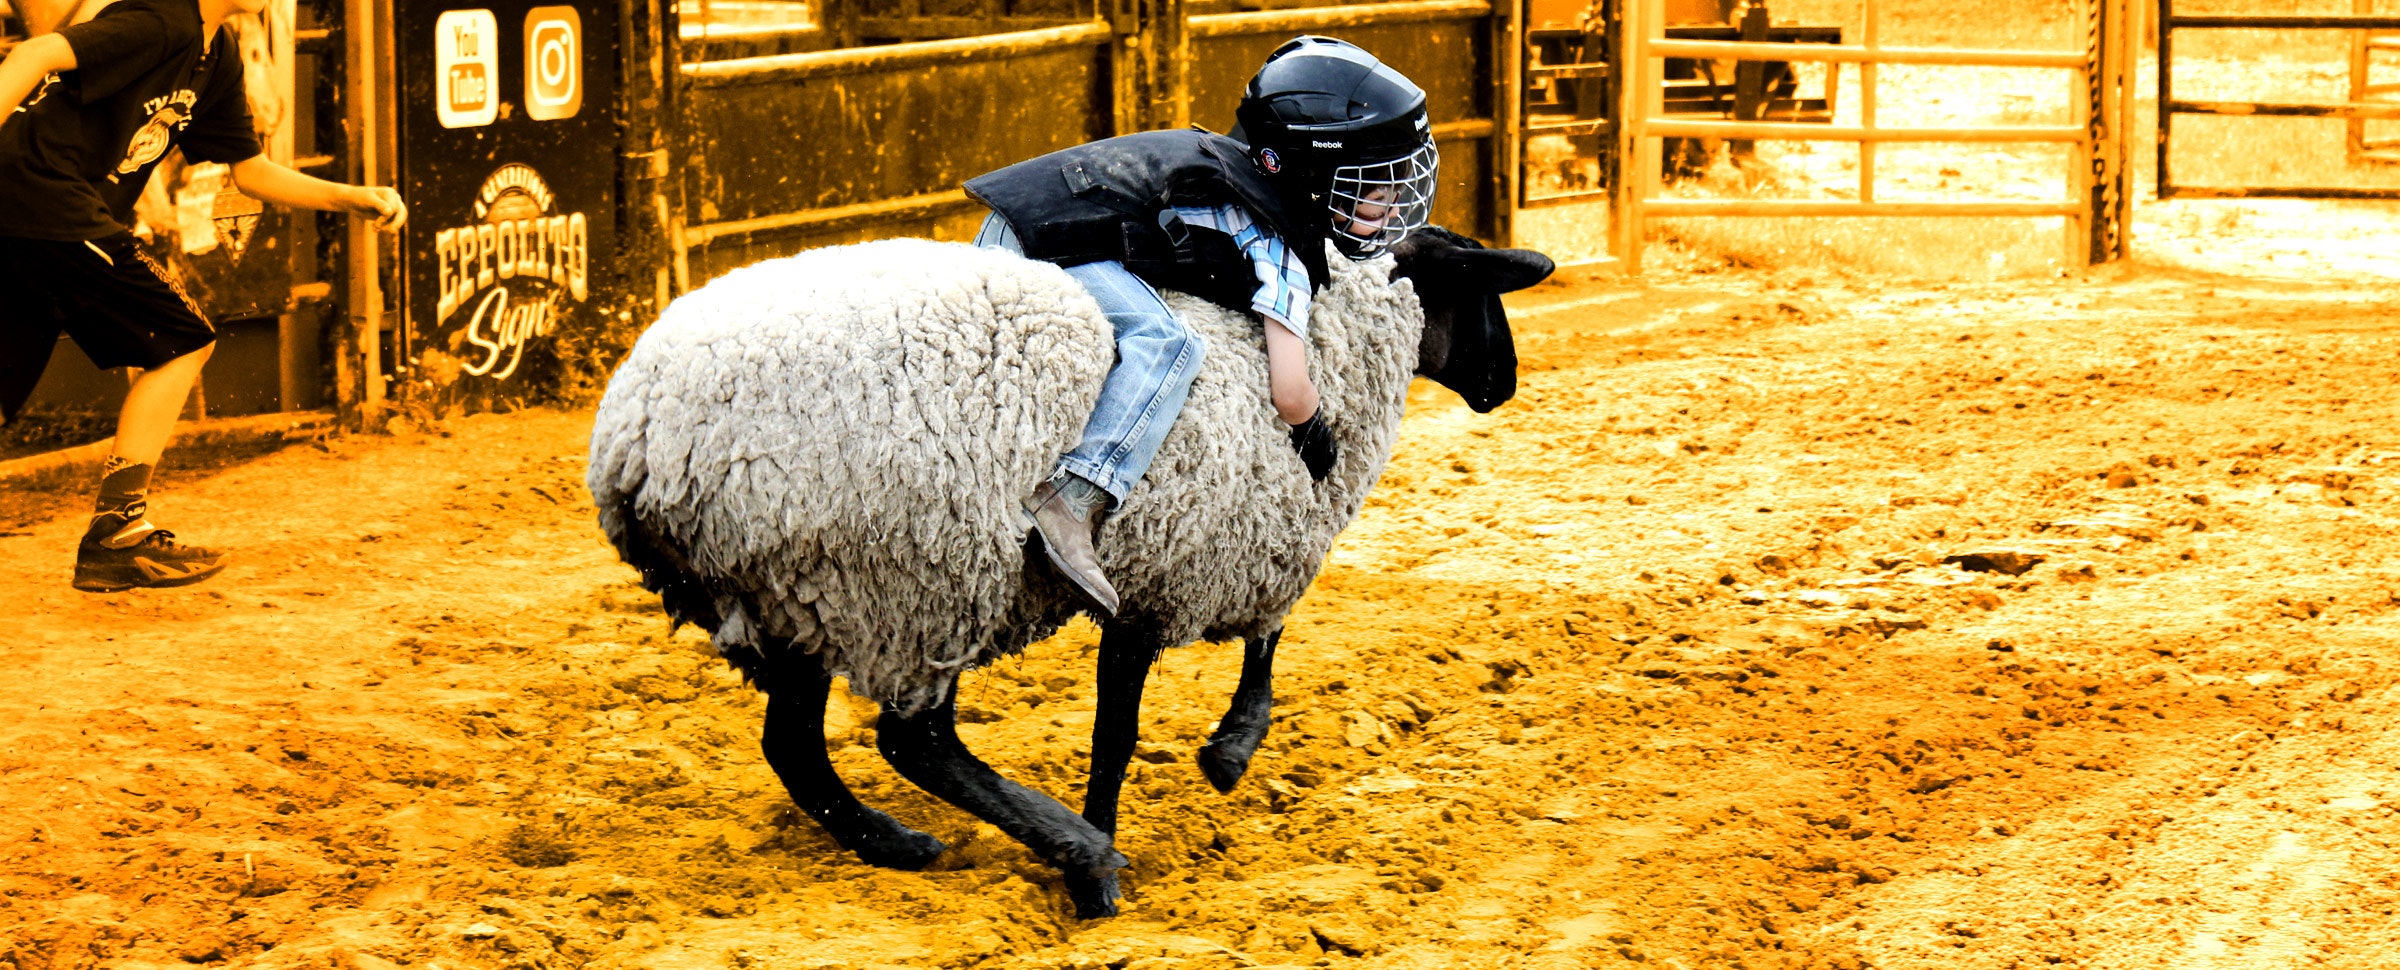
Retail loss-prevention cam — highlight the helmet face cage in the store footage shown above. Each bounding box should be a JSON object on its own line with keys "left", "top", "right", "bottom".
{"left": 1326, "top": 139, "right": 1439, "bottom": 258}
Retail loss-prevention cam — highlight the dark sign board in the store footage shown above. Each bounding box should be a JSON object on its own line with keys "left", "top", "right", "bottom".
{"left": 393, "top": 0, "right": 618, "bottom": 390}
{"left": 151, "top": 195, "right": 294, "bottom": 322}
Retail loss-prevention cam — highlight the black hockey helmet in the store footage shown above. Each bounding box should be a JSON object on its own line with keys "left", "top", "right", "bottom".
{"left": 1230, "top": 36, "right": 1438, "bottom": 259}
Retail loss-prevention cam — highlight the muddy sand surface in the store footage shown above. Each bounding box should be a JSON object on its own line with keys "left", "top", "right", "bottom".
{"left": 3, "top": 263, "right": 2397, "bottom": 970}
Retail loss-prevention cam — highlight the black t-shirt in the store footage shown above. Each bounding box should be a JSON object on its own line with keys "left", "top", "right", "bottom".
{"left": 0, "top": 0, "right": 262, "bottom": 240}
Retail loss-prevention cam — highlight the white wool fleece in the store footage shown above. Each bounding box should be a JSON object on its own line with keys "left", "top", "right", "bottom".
{"left": 589, "top": 238, "right": 1423, "bottom": 714}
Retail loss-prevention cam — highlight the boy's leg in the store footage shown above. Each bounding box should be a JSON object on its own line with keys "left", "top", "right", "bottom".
{"left": 1052, "top": 261, "right": 1205, "bottom": 502}
{"left": 972, "top": 213, "right": 1205, "bottom": 614}
{"left": 111, "top": 344, "right": 213, "bottom": 466}
{"left": 1026, "top": 260, "right": 1205, "bottom": 615}
{"left": 42, "top": 234, "right": 229, "bottom": 592}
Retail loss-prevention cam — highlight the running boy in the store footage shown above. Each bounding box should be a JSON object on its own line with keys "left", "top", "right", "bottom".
{"left": 0, "top": 0, "right": 406, "bottom": 592}
{"left": 964, "top": 36, "right": 1438, "bottom": 615}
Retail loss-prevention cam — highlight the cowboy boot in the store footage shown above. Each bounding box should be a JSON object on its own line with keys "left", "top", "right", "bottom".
{"left": 1027, "top": 477, "right": 1120, "bottom": 616}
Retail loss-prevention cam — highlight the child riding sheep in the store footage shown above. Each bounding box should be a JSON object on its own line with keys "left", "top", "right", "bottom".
{"left": 965, "top": 36, "right": 1439, "bottom": 617}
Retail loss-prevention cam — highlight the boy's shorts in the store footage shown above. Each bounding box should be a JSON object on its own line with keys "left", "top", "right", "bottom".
{"left": 0, "top": 232, "right": 218, "bottom": 425}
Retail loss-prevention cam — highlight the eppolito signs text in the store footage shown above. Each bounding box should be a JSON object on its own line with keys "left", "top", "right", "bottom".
{"left": 432, "top": 164, "right": 591, "bottom": 380}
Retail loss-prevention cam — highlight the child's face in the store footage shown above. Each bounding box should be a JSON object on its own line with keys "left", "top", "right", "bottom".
{"left": 1339, "top": 186, "right": 1393, "bottom": 239}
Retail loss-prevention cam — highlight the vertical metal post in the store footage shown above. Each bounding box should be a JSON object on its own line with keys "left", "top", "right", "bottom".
{"left": 343, "top": 0, "right": 383, "bottom": 421}
{"left": 1599, "top": 0, "right": 1622, "bottom": 226}
{"left": 2353, "top": 0, "right": 2372, "bottom": 156}
{"left": 1859, "top": 0, "right": 1877, "bottom": 204}
{"left": 651, "top": 0, "right": 680, "bottom": 303}
{"left": 1731, "top": 4, "right": 1767, "bottom": 158}
{"left": 1109, "top": 0, "right": 1143, "bottom": 135}
{"left": 1104, "top": 0, "right": 1184, "bottom": 134}
{"left": 1494, "top": 0, "right": 1524, "bottom": 246}
{"left": 621, "top": 0, "right": 677, "bottom": 311}
{"left": 2093, "top": 0, "right": 2129, "bottom": 262}
{"left": 2156, "top": 0, "right": 2173, "bottom": 198}
{"left": 1159, "top": 0, "right": 1189, "bottom": 130}
{"left": 270, "top": 0, "right": 305, "bottom": 411}
{"left": 1610, "top": 0, "right": 1652, "bottom": 272}
{"left": 664, "top": 0, "right": 692, "bottom": 296}
{"left": 2070, "top": 0, "right": 2098, "bottom": 266}
{"left": 1638, "top": 0, "right": 1660, "bottom": 215}
{"left": 2118, "top": 0, "right": 2138, "bottom": 250}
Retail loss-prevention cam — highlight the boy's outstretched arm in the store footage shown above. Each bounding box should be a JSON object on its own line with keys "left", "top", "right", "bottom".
{"left": 230, "top": 155, "right": 407, "bottom": 230}
{"left": 1263, "top": 318, "right": 1320, "bottom": 425}
{"left": 0, "top": 34, "right": 77, "bottom": 125}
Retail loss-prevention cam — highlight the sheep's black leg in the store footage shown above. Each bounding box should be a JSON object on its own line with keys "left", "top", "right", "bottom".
{"left": 877, "top": 685, "right": 1129, "bottom": 919}
{"left": 1197, "top": 627, "right": 1280, "bottom": 793}
{"left": 1083, "top": 619, "right": 1164, "bottom": 837}
{"left": 758, "top": 655, "right": 947, "bottom": 870}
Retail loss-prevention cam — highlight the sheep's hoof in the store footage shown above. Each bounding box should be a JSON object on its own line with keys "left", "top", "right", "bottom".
{"left": 1066, "top": 870, "right": 1122, "bottom": 920}
{"left": 1196, "top": 736, "right": 1259, "bottom": 794}
{"left": 846, "top": 825, "right": 948, "bottom": 871}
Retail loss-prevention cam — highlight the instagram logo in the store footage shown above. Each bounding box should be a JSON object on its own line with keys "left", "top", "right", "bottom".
{"left": 523, "top": 7, "right": 582, "bottom": 120}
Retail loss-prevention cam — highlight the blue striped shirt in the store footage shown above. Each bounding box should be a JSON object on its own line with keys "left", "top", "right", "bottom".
{"left": 1172, "top": 205, "right": 1314, "bottom": 337}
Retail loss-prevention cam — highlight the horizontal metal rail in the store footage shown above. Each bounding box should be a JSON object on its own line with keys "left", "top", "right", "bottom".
{"left": 1522, "top": 188, "right": 1613, "bottom": 208}
{"left": 1531, "top": 63, "right": 1610, "bottom": 79}
{"left": 852, "top": 15, "right": 1085, "bottom": 40}
{"left": 2171, "top": 14, "right": 2400, "bottom": 29}
{"left": 2161, "top": 185, "right": 2400, "bottom": 200}
{"left": 682, "top": 21, "right": 820, "bottom": 44}
{"left": 2170, "top": 99, "right": 2400, "bottom": 120}
{"left": 1646, "top": 118, "right": 2084, "bottom": 142}
{"left": 680, "top": 120, "right": 1495, "bottom": 248}
{"left": 1662, "top": 24, "right": 1843, "bottom": 41}
{"left": 1430, "top": 118, "right": 1497, "bottom": 141}
{"left": 1527, "top": 118, "right": 1614, "bottom": 136}
{"left": 1190, "top": 0, "right": 1490, "bottom": 37}
{"left": 682, "top": 21, "right": 1111, "bottom": 86}
{"left": 684, "top": 189, "right": 980, "bottom": 248}
{"left": 1648, "top": 38, "right": 2084, "bottom": 68}
{"left": 1646, "top": 199, "right": 2081, "bottom": 217}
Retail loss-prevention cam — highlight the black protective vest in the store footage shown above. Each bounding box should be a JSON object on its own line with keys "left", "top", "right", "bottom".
{"left": 963, "top": 129, "right": 1330, "bottom": 314}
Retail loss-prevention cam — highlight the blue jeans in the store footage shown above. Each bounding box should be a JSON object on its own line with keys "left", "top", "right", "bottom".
{"left": 976, "top": 212, "right": 1205, "bottom": 504}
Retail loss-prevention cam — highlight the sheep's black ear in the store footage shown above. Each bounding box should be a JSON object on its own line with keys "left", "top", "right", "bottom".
{"left": 1447, "top": 247, "right": 1555, "bottom": 293}
{"left": 1395, "top": 227, "right": 1555, "bottom": 294}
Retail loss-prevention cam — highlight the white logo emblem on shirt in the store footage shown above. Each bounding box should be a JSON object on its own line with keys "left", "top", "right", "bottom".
{"left": 18, "top": 74, "right": 60, "bottom": 112}
{"left": 115, "top": 91, "right": 199, "bottom": 177}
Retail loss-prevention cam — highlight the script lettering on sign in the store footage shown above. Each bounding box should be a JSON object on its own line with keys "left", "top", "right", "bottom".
{"left": 433, "top": 163, "right": 591, "bottom": 380}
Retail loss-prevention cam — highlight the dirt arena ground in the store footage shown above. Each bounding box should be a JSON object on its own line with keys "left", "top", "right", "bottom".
{"left": 4, "top": 248, "right": 2398, "bottom": 970}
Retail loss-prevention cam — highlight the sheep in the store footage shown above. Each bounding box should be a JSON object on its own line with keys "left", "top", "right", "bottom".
{"left": 586, "top": 225, "right": 1553, "bottom": 917}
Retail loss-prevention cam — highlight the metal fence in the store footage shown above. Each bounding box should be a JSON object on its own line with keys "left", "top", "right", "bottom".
{"left": 2161, "top": 0, "right": 2400, "bottom": 198}
{"left": 670, "top": 0, "right": 1510, "bottom": 288}
{"left": 674, "top": 22, "right": 1116, "bottom": 284}
{"left": 1607, "top": 0, "right": 2137, "bottom": 273}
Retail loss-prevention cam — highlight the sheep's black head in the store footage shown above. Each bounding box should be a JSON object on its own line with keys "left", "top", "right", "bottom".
{"left": 1391, "top": 226, "right": 1554, "bottom": 412}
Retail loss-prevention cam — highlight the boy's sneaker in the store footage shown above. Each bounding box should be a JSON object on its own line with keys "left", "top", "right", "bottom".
{"left": 72, "top": 506, "right": 227, "bottom": 592}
